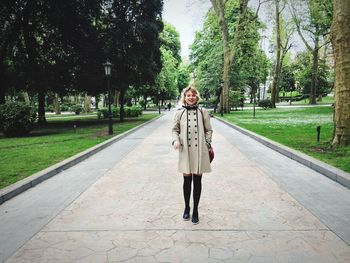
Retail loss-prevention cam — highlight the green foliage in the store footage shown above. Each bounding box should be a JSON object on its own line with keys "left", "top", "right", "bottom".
{"left": 70, "top": 105, "right": 83, "bottom": 115}
{"left": 279, "top": 64, "right": 296, "bottom": 92}
{"left": 293, "top": 51, "right": 333, "bottom": 95}
{"left": 160, "top": 22, "right": 182, "bottom": 67}
{"left": 125, "top": 105, "right": 143, "bottom": 117}
{"left": 156, "top": 47, "right": 179, "bottom": 100}
{"left": 0, "top": 102, "right": 37, "bottom": 137}
{"left": 229, "top": 90, "right": 244, "bottom": 110}
{"left": 97, "top": 105, "right": 142, "bottom": 119}
{"left": 190, "top": 9, "right": 223, "bottom": 96}
{"left": 220, "top": 106, "right": 350, "bottom": 173}
{"left": 0, "top": 114, "right": 158, "bottom": 189}
{"left": 177, "top": 63, "right": 191, "bottom": 93}
{"left": 258, "top": 99, "right": 273, "bottom": 110}
{"left": 189, "top": 1, "right": 270, "bottom": 103}
{"left": 106, "top": 0, "right": 163, "bottom": 92}
{"left": 0, "top": 0, "right": 105, "bottom": 98}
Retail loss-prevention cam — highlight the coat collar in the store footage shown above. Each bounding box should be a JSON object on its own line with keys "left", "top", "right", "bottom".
{"left": 182, "top": 105, "right": 198, "bottom": 110}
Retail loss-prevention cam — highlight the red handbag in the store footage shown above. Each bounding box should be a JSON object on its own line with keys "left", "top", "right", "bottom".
{"left": 209, "top": 146, "right": 214, "bottom": 163}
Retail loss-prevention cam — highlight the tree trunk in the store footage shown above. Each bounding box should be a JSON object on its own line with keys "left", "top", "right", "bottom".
{"left": 37, "top": 91, "right": 46, "bottom": 124}
{"left": 119, "top": 90, "right": 125, "bottom": 122}
{"left": 114, "top": 90, "right": 120, "bottom": 106}
{"left": 53, "top": 93, "right": 61, "bottom": 114}
{"left": 95, "top": 95, "right": 100, "bottom": 109}
{"left": 310, "top": 36, "right": 319, "bottom": 105}
{"left": 84, "top": 94, "right": 91, "bottom": 113}
{"left": 331, "top": 0, "right": 350, "bottom": 146}
{"left": 0, "top": 87, "right": 6, "bottom": 104}
{"left": 143, "top": 95, "right": 147, "bottom": 110}
{"left": 0, "top": 65, "right": 6, "bottom": 104}
{"left": 271, "top": 0, "right": 281, "bottom": 108}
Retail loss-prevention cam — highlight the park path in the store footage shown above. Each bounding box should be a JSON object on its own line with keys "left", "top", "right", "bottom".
{"left": 1, "top": 111, "right": 350, "bottom": 262}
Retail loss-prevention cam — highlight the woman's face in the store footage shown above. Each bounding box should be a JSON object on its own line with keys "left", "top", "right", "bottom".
{"left": 185, "top": 91, "right": 197, "bottom": 106}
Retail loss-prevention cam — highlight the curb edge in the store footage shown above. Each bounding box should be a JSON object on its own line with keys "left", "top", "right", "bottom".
{"left": 0, "top": 114, "right": 163, "bottom": 205}
{"left": 215, "top": 116, "right": 350, "bottom": 189}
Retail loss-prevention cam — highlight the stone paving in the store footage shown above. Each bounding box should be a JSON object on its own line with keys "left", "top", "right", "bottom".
{"left": 4, "top": 112, "right": 350, "bottom": 262}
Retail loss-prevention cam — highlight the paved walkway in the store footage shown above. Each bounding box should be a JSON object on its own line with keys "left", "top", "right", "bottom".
{"left": 1, "top": 111, "right": 350, "bottom": 262}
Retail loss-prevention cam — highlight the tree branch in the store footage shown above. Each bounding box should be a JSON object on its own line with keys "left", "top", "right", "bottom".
{"left": 289, "top": 1, "right": 313, "bottom": 51}
{"left": 254, "top": 0, "right": 273, "bottom": 19}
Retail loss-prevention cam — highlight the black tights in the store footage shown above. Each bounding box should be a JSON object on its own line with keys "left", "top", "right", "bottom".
{"left": 183, "top": 174, "right": 202, "bottom": 217}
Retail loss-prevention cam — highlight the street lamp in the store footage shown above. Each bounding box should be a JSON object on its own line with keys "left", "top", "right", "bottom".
{"left": 158, "top": 89, "right": 161, "bottom": 114}
{"left": 104, "top": 60, "right": 113, "bottom": 135}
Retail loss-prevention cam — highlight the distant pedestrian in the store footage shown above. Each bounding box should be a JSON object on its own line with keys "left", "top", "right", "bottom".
{"left": 167, "top": 102, "right": 171, "bottom": 111}
{"left": 171, "top": 85, "right": 213, "bottom": 225}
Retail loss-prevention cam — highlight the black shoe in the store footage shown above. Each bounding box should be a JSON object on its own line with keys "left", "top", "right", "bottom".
{"left": 192, "top": 215, "right": 199, "bottom": 225}
{"left": 183, "top": 209, "right": 190, "bottom": 221}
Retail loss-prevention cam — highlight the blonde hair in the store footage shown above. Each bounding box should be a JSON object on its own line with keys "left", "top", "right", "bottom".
{"left": 180, "top": 85, "right": 201, "bottom": 105}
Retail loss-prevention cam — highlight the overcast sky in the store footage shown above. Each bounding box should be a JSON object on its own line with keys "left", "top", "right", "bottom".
{"left": 163, "top": 0, "right": 211, "bottom": 60}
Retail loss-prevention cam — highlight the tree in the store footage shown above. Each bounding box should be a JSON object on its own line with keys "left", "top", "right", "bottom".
{"left": 0, "top": 0, "right": 104, "bottom": 123}
{"left": 177, "top": 63, "right": 191, "bottom": 94}
{"left": 156, "top": 47, "right": 178, "bottom": 102}
{"left": 160, "top": 22, "right": 181, "bottom": 67}
{"left": 104, "top": 0, "right": 163, "bottom": 121}
{"left": 270, "top": 1, "right": 294, "bottom": 107}
{"left": 156, "top": 21, "right": 183, "bottom": 103}
{"left": 210, "top": 0, "right": 249, "bottom": 113}
{"left": 270, "top": 0, "right": 282, "bottom": 108}
{"left": 331, "top": 0, "right": 350, "bottom": 146}
{"left": 190, "top": 9, "right": 223, "bottom": 98}
{"left": 190, "top": 1, "right": 269, "bottom": 110}
{"left": 289, "top": 0, "right": 333, "bottom": 104}
{"left": 0, "top": 1, "right": 17, "bottom": 104}
{"left": 293, "top": 51, "right": 332, "bottom": 97}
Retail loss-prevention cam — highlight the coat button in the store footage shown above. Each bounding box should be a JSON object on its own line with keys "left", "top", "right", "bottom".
{"left": 195, "top": 138, "right": 197, "bottom": 140}
{"left": 188, "top": 125, "right": 191, "bottom": 128}
{"left": 189, "top": 145, "right": 191, "bottom": 147}
{"left": 195, "top": 144, "right": 197, "bottom": 147}
{"left": 194, "top": 119, "right": 196, "bottom": 121}
{"left": 195, "top": 125, "right": 197, "bottom": 127}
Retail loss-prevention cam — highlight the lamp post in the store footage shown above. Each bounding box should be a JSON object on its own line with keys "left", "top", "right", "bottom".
{"left": 104, "top": 60, "right": 113, "bottom": 135}
{"left": 253, "top": 89, "right": 256, "bottom": 118}
{"left": 158, "top": 89, "right": 161, "bottom": 114}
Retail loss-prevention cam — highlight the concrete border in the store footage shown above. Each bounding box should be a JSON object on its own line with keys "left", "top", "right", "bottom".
{"left": 215, "top": 117, "right": 350, "bottom": 189}
{"left": 0, "top": 114, "right": 163, "bottom": 205}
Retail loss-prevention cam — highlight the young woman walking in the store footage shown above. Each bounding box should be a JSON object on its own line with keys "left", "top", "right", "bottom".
{"left": 172, "top": 85, "right": 213, "bottom": 224}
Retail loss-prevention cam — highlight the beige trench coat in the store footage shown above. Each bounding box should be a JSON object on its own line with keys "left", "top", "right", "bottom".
{"left": 172, "top": 106, "right": 213, "bottom": 174}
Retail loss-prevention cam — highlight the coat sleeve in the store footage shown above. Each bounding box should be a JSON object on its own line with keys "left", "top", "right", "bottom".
{"left": 202, "top": 108, "right": 213, "bottom": 145}
{"left": 172, "top": 110, "right": 181, "bottom": 143}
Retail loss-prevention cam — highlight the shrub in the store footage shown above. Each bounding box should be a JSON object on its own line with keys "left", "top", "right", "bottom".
{"left": 61, "top": 103, "right": 73, "bottom": 112}
{"left": 229, "top": 91, "right": 244, "bottom": 110}
{"left": 70, "top": 105, "right": 83, "bottom": 115}
{"left": 258, "top": 99, "right": 273, "bottom": 110}
{"left": 46, "top": 105, "right": 54, "bottom": 113}
{"left": 97, "top": 107, "right": 120, "bottom": 119}
{"left": 97, "top": 105, "right": 142, "bottom": 119}
{"left": 0, "top": 101, "right": 37, "bottom": 137}
{"left": 128, "top": 105, "right": 142, "bottom": 117}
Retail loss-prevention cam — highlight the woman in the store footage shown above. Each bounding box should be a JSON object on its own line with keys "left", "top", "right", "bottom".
{"left": 172, "top": 85, "right": 213, "bottom": 225}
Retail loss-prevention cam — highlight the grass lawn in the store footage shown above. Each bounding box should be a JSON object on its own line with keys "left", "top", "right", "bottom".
{"left": 0, "top": 113, "right": 158, "bottom": 189}
{"left": 218, "top": 106, "right": 350, "bottom": 173}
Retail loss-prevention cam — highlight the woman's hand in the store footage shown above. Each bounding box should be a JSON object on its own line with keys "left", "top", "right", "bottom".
{"left": 173, "top": 141, "right": 180, "bottom": 150}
